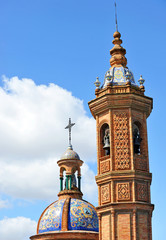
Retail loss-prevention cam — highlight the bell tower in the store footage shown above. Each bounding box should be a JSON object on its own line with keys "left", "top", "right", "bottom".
{"left": 89, "top": 31, "right": 154, "bottom": 240}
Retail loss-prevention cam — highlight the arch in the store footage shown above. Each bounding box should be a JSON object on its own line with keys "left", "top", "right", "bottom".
{"left": 60, "top": 167, "right": 66, "bottom": 177}
{"left": 98, "top": 118, "right": 109, "bottom": 130}
{"left": 100, "top": 123, "right": 110, "bottom": 157}
{"left": 133, "top": 121, "right": 142, "bottom": 155}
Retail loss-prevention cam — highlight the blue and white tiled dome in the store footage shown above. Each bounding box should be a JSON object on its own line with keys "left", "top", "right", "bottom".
{"left": 38, "top": 198, "right": 99, "bottom": 233}
{"left": 103, "top": 66, "right": 136, "bottom": 88}
{"left": 68, "top": 199, "right": 98, "bottom": 231}
{"left": 38, "top": 199, "right": 65, "bottom": 233}
{"left": 60, "top": 146, "right": 80, "bottom": 160}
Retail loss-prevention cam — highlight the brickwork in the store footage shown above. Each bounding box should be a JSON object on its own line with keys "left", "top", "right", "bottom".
{"left": 101, "top": 213, "right": 111, "bottom": 240}
{"left": 117, "top": 213, "right": 131, "bottom": 240}
{"left": 135, "top": 155, "right": 148, "bottom": 171}
{"left": 137, "top": 182, "right": 148, "bottom": 202}
{"left": 89, "top": 66, "right": 154, "bottom": 239}
{"left": 117, "top": 182, "right": 130, "bottom": 201}
{"left": 113, "top": 110, "right": 130, "bottom": 171}
{"left": 61, "top": 198, "right": 70, "bottom": 231}
{"left": 101, "top": 183, "right": 110, "bottom": 204}
{"left": 138, "top": 212, "right": 148, "bottom": 240}
{"left": 100, "top": 159, "right": 110, "bottom": 174}
{"left": 30, "top": 231, "right": 99, "bottom": 240}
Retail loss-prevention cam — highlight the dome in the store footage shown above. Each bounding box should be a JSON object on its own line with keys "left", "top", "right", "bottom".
{"left": 103, "top": 66, "right": 136, "bottom": 88}
{"left": 38, "top": 198, "right": 99, "bottom": 234}
{"left": 60, "top": 146, "right": 80, "bottom": 160}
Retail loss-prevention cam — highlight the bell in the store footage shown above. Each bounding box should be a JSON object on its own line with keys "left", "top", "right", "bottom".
{"left": 103, "top": 138, "right": 110, "bottom": 156}
{"left": 71, "top": 173, "right": 77, "bottom": 188}
{"left": 103, "top": 138, "right": 110, "bottom": 149}
{"left": 133, "top": 129, "right": 142, "bottom": 154}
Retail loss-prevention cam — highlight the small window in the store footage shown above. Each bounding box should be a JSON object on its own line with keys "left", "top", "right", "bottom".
{"left": 133, "top": 123, "right": 142, "bottom": 154}
{"left": 100, "top": 123, "right": 110, "bottom": 156}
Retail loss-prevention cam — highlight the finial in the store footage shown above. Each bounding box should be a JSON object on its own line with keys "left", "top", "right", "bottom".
{"left": 115, "top": 0, "right": 118, "bottom": 32}
{"left": 65, "top": 118, "right": 75, "bottom": 148}
{"left": 94, "top": 77, "right": 101, "bottom": 89}
{"left": 110, "top": 31, "right": 127, "bottom": 67}
{"left": 125, "top": 69, "right": 131, "bottom": 83}
{"left": 138, "top": 75, "right": 145, "bottom": 91}
{"left": 106, "top": 70, "right": 113, "bottom": 82}
{"left": 138, "top": 75, "right": 145, "bottom": 86}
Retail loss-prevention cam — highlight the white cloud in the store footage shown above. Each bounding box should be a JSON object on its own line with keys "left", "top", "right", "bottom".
{"left": 82, "top": 164, "right": 98, "bottom": 205}
{"left": 0, "top": 76, "right": 97, "bottom": 202}
{"left": 0, "top": 217, "right": 36, "bottom": 240}
{"left": 0, "top": 158, "right": 97, "bottom": 202}
{"left": 0, "top": 158, "right": 58, "bottom": 200}
{"left": 0, "top": 76, "right": 96, "bottom": 162}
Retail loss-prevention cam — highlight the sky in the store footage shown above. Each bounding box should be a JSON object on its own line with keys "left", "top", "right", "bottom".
{"left": 0, "top": 0, "right": 165, "bottom": 239}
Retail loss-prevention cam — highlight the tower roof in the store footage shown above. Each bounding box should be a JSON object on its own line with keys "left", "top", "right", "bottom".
{"left": 37, "top": 198, "right": 99, "bottom": 234}
{"left": 60, "top": 145, "right": 80, "bottom": 160}
{"left": 101, "top": 31, "right": 137, "bottom": 88}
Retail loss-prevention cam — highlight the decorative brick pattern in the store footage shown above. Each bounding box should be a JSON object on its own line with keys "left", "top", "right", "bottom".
{"left": 117, "top": 182, "right": 130, "bottom": 201}
{"left": 113, "top": 111, "right": 130, "bottom": 170}
{"left": 100, "top": 160, "right": 110, "bottom": 174}
{"left": 101, "top": 184, "right": 110, "bottom": 204}
{"left": 88, "top": 66, "right": 154, "bottom": 240}
{"left": 137, "top": 182, "right": 148, "bottom": 201}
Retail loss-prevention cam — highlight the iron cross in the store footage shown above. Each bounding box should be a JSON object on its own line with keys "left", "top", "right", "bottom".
{"left": 65, "top": 118, "right": 75, "bottom": 146}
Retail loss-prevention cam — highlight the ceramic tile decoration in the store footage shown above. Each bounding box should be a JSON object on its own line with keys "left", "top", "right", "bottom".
{"left": 39, "top": 199, "right": 65, "bottom": 233}
{"left": 68, "top": 199, "right": 99, "bottom": 232}
{"left": 38, "top": 198, "right": 99, "bottom": 234}
{"left": 61, "top": 148, "right": 80, "bottom": 160}
{"left": 103, "top": 66, "right": 135, "bottom": 87}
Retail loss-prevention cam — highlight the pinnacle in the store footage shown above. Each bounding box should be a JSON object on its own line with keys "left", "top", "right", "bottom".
{"left": 110, "top": 31, "right": 127, "bottom": 67}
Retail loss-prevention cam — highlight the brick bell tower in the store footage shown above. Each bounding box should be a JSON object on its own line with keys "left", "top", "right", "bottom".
{"left": 88, "top": 31, "right": 154, "bottom": 240}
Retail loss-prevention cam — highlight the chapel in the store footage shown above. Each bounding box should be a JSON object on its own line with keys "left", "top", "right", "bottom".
{"left": 30, "top": 119, "right": 99, "bottom": 240}
{"left": 30, "top": 17, "right": 154, "bottom": 240}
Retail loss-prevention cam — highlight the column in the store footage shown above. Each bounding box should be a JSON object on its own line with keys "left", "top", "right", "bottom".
{"left": 78, "top": 176, "right": 81, "bottom": 191}
{"left": 111, "top": 209, "right": 115, "bottom": 240}
{"left": 133, "top": 209, "right": 137, "bottom": 240}
{"left": 69, "top": 175, "right": 72, "bottom": 190}
{"left": 60, "top": 177, "right": 63, "bottom": 191}
{"left": 66, "top": 176, "right": 69, "bottom": 190}
{"left": 98, "top": 213, "right": 102, "bottom": 240}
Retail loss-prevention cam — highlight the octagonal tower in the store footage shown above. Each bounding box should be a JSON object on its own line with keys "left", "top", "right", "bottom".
{"left": 88, "top": 31, "right": 154, "bottom": 240}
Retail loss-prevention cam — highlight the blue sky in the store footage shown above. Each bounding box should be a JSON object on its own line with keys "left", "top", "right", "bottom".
{"left": 0, "top": 0, "right": 165, "bottom": 239}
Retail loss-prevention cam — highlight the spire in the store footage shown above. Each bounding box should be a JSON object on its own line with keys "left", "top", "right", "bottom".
{"left": 110, "top": 31, "right": 127, "bottom": 67}
{"left": 115, "top": 0, "right": 118, "bottom": 32}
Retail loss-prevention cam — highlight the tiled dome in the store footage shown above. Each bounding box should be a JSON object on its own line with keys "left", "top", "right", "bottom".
{"left": 60, "top": 146, "right": 80, "bottom": 160}
{"left": 68, "top": 199, "right": 98, "bottom": 231}
{"left": 38, "top": 198, "right": 99, "bottom": 234}
{"left": 103, "top": 66, "right": 136, "bottom": 88}
{"left": 38, "top": 199, "right": 65, "bottom": 233}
